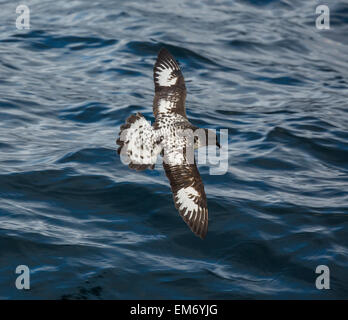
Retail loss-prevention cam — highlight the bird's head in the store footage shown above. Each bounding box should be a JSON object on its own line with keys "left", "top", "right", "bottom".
{"left": 194, "top": 129, "right": 220, "bottom": 149}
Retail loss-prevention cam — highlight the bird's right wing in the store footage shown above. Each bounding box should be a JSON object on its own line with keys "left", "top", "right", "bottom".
{"left": 163, "top": 162, "right": 208, "bottom": 239}
{"left": 153, "top": 48, "right": 187, "bottom": 120}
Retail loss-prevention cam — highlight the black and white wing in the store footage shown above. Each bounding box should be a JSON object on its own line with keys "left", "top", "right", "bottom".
{"left": 153, "top": 48, "right": 187, "bottom": 119}
{"left": 163, "top": 163, "right": 208, "bottom": 239}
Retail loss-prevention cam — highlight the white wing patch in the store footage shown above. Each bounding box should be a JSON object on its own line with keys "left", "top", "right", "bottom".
{"left": 155, "top": 66, "right": 178, "bottom": 87}
{"left": 158, "top": 99, "right": 174, "bottom": 113}
{"left": 176, "top": 187, "right": 199, "bottom": 219}
{"left": 154, "top": 50, "right": 180, "bottom": 88}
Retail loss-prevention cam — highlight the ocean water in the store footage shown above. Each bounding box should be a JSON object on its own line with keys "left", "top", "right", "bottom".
{"left": 0, "top": 0, "right": 347, "bottom": 299}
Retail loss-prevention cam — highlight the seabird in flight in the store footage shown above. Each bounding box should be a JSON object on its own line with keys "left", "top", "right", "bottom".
{"left": 117, "top": 48, "right": 220, "bottom": 239}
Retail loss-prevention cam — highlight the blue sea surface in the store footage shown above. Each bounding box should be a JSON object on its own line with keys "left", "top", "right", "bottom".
{"left": 0, "top": 0, "right": 347, "bottom": 299}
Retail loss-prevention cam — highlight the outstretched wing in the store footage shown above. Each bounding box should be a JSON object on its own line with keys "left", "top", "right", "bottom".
{"left": 153, "top": 48, "right": 187, "bottom": 119}
{"left": 163, "top": 163, "right": 208, "bottom": 239}
{"left": 117, "top": 113, "right": 162, "bottom": 171}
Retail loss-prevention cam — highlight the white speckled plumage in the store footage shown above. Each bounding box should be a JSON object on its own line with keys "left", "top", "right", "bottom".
{"left": 117, "top": 48, "right": 212, "bottom": 239}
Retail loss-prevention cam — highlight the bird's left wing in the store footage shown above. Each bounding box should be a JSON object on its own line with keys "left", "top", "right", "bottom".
{"left": 163, "top": 162, "right": 208, "bottom": 239}
{"left": 153, "top": 48, "right": 187, "bottom": 120}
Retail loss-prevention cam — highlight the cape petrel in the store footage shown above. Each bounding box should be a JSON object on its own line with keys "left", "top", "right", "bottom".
{"left": 117, "top": 48, "right": 220, "bottom": 239}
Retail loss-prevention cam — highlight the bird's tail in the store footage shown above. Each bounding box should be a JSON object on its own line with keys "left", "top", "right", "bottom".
{"left": 116, "top": 113, "right": 162, "bottom": 171}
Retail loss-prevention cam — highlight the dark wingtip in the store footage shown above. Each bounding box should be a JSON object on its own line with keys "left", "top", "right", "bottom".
{"left": 157, "top": 47, "right": 170, "bottom": 57}
{"left": 197, "top": 224, "right": 208, "bottom": 240}
{"left": 156, "top": 47, "right": 177, "bottom": 66}
{"left": 185, "top": 214, "right": 208, "bottom": 240}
